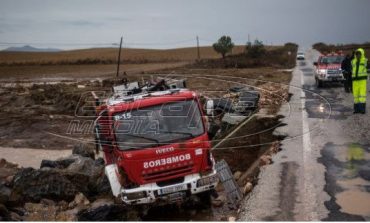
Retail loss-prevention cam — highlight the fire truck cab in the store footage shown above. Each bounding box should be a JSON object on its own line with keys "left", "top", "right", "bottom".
{"left": 93, "top": 79, "right": 218, "bottom": 205}
{"left": 313, "top": 52, "right": 345, "bottom": 88}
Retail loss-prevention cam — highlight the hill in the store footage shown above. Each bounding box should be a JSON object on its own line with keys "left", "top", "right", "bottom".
{"left": 3, "top": 45, "right": 61, "bottom": 52}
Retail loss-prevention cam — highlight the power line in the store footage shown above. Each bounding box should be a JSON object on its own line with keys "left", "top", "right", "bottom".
{"left": 123, "top": 38, "right": 196, "bottom": 47}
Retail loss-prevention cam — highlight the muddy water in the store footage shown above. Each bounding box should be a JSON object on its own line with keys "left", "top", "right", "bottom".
{"left": 320, "top": 143, "right": 370, "bottom": 220}
{"left": 335, "top": 143, "right": 370, "bottom": 217}
{"left": 0, "top": 147, "right": 71, "bottom": 168}
{"left": 0, "top": 77, "right": 103, "bottom": 87}
{"left": 336, "top": 191, "right": 370, "bottom": 216}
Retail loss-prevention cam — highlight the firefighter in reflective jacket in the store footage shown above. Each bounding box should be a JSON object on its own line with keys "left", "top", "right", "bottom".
{"left": 351, "top": 48, "right": 368, "bottom": 114}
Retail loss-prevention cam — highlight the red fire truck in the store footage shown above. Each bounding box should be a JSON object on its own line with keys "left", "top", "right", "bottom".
{"left": 93, "top": 79, "right": 218, "bottom": 206}
{"left": 313, "top": 52, "right": 345, "bottom": 88}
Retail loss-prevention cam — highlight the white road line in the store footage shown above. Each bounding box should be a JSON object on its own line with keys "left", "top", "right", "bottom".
{"left": 299, "top": 55, "right": 318, "bottom": 220}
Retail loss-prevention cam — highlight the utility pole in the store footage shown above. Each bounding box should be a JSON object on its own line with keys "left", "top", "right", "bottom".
{"left": 196, "top": 36, "right": 200, "bottom": 60}
{"left": 116, "top": 36, "right": 123, "bottom": 78}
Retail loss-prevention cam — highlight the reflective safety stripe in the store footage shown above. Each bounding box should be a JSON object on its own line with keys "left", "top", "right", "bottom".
{"left": 352, "top": 76, "right": 368, "bottom": 81}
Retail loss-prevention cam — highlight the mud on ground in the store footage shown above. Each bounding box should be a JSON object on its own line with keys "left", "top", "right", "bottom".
{"left": 0, "top": 65, "right": 291, "bottom": 221}
{"left": 0, "top": 67, "right": 290, "bottom": 150}
{"left": 0, "top": 82, "right": 104, "bottom": 150}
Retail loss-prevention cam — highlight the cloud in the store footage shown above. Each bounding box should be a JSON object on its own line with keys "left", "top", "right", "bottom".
{"left": 1, "top": 0, "right": 370, "bottom": 50}
{"left": 53, "top": 19, "right": 104, "bottom": 27}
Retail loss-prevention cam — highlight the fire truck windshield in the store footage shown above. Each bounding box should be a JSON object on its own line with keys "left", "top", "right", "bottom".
{"left": 114, "top": 100, "right": 205, "bottom": 150}
{"left": 320, "top": 56, "right": 344, "bottom": 64}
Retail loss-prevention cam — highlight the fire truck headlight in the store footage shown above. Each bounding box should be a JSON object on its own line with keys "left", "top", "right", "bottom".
{"left": 123, "top": 191, "right": 147, "bottom": 200}
{"left": 318, "top": 69, "right": 326, "bottom": 75}
{"left": 197, "top": 174, "right": 219, "bottom": 187}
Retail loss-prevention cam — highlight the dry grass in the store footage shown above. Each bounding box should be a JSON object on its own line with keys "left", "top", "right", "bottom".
{"left": 0, "top": 45, "right": 285, "bottom": 79}
{"left": 0, "top": 45, "right": 251, "bottom": 65}
{"left": 0, "top": 62, "right": 188, "bottom": 79}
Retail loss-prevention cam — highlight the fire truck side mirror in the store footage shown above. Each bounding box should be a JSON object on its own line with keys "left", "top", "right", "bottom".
{"left": 313, "top": 62, "right": 318, "bottom": 66}
{"left": 206, "top": 99, "right": 214, "bottom": 117}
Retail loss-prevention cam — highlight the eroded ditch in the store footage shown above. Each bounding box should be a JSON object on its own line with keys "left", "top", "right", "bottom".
{"left": 0, "top": 72, "right": 290, "bottom": 221}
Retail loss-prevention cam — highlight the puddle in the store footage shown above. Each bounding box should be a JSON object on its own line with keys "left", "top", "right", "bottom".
{"left": 0, "top": 147, "right": 71, "bottom": 168}
{"left": 335, "top": 144, "right": 370, "bottom": 216}
{"left": 301, "top": 84, "right": 352, "bottom": 120}
{"left": 319, "top": 142, "right": 370, "bottom": 220}
{"left": 336, "top": 190, "right": 370, "bottom": 216}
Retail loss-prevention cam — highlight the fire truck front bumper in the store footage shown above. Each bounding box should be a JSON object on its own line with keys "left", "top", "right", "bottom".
{"left": 120, "top": 171, "right": 219, "bottom": 205}
{"left": 320, "top": 76, "right": 345, "bottom": 82}
{"left": 316, "top": 73, "right": 345, "bottom": 82}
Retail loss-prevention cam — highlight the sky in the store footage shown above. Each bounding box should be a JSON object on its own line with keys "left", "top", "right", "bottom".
{"left": 0, "top": 0, "right": 370, "bottom": 50}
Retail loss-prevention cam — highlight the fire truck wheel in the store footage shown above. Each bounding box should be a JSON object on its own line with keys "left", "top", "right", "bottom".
{"left": 196, "top": 191, "right": 212, "bottom": 206}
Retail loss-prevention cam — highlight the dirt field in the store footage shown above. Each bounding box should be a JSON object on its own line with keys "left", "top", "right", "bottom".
{"left": 0, "top": 45, "right": 250, "bottom": 65}
{"left": 0, "top": 62, "right": 188, "bottom": 80}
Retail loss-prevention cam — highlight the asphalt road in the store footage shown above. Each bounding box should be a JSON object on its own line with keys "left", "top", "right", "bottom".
{"left": 239, "top": 48, "right": 370, "bottom": 221}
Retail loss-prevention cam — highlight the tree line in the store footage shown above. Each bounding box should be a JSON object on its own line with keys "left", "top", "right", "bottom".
{"left": 212, "top": 35, "right": 297, "bottom": 59}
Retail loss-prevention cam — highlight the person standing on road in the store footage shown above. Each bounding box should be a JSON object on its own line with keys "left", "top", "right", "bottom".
{"left": 352, "top": 48, "right": 368, "bottom": 114}
{"left": 341, "top": 53, "right": 353, "bottom": 93}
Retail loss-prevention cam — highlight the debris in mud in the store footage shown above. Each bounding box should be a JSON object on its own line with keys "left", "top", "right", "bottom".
{"left": 215, "top": 160, "right": 243, "bottom": 209}
{"left": 211, "top": 195, "right": 225, "bottom": 208}
{"left": 76, "top": 199, "right": 131, "bottom": 221}
{"left": 0, "top": 159, "right": 19, "bottom": 209}
{"left": 243, "top": 182, "right": 253, "bottom": 194}
{"left": 0, "top": 154, "right": 139, "bottom": 221}
{"left": 11, "top": 167, "right": 89, "bottom": 204}
{"left": 258, "top": 82, "right": 290, "bottom": 114}
{"left": 0, "top": 69, "right": 289, "bottom": 221}
{"left": 233, "top": 171, "right": 242, "bottom": 181}
{"left": 72, "top": 143, "right": 96, "bottom": 160}
{"left": 228, "top": 216, "right": 237, "bottom": 221}
{"left": 69, "top": 193, "right": 90, "bottom": 208}
{"left": 259, "top": 154, "right": 273, "bottom": 166}
{"left": 205, "top": 86, "right": 260, "bottom": 136}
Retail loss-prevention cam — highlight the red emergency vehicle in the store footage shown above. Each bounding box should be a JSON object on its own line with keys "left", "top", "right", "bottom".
{"left": 313, "top": 52, "right": 345, "bottom": 87}
{"left": 93, "top": 79, "right": 218, "bottom": 205}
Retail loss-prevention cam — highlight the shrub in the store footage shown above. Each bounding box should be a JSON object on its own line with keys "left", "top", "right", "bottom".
{"left": 246, "top": 39, "right": 266, "bottom": 58}
{"left": 213, "top": 36, "right": 235, "bottom": 59}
